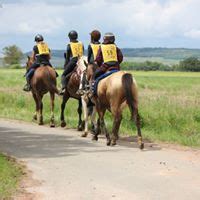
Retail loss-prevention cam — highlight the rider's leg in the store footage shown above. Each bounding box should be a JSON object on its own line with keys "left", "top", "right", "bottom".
{"left": 23, "top": 68, "right": 35, "bottom": 91}
{"left": 60, "top": 60, "right": 77, "bottom": 94}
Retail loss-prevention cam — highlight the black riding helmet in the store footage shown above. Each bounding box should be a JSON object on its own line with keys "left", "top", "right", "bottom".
{"left": 68, "top": 30, "right": 78, "bottom": 40}
{"left": 103, "top": 32, "right": 115, "bottom": 44}
{"left": 34, "top": 34, "right": 44, "bottom": 42}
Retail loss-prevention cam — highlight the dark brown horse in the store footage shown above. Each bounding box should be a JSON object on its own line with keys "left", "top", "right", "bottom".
{"left": 87, "top": 66, "right": 144, "bottom": 149}
{"left": 26, "top": 56, "right": 59, "bottom": 127}
{"left": 60, "top": 56, "right": 87, "bottom": 130}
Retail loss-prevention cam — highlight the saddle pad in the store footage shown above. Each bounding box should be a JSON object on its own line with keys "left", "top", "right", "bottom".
{"left": 94, "top": 69, "right": 119, "bottom": 95}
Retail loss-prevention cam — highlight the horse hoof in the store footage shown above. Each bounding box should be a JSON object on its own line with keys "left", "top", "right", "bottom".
{"left": 140, "top": 143, "right": 144, "bottom": 150}
{"left": 39, "top": 122, "right": 43, "bottom": 125}
{"left": 33, "top": 115, "right": 37, "bottom": 120}
{"left": 50, "top": 123, "right": 55, "bottom": 128}
{"left": 77, "top": 126, "right": 83, "bottom": 131}
{"left": 92, "top": 135, "right": 98, "bottom": 141}
{"left": 81, "top": 132, "right": 88, "bottom": 137}
{"left": 107, "top": 140, "right": 111, "bottom": 146}
{"left": 61, "top": 121, "right": 66, "bottom": 127}
{"left": 111, "top": 141, "right": 117, "bottom": 146}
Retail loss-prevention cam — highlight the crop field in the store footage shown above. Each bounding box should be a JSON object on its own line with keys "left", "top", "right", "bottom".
{"left": 0, "top": 69, "right": 200, "bottom": 147}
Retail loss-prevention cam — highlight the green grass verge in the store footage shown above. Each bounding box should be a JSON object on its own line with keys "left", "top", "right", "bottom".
{"left": 0, "top": 69, "right": 200, "bottom": 147}
{"left": 0, "top": 154, "right": 23, "bottom": 199}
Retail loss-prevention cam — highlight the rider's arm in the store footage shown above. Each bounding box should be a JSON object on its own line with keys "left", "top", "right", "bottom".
{"left": 48, "top": 49, "right": 51, "bottom": 60}
{"left": 65, "top": 44, "right": 71, "bottom": 64}
{"left": 117, "top": 47, "right": 123, "bottom": 64}
{"left": 95, "top": 48, "right": 103, "bottom": 67}
{"left": 31, "top": 51, "right": 36, "bottom": 62}
{"left": 87, "top": 45, "right": 92, "bottom": 63}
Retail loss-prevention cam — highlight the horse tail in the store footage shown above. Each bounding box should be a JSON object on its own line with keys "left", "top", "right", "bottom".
{"left": 44, "top": 67, "right": 60, "bottom": 95}
{"left": 122, "top": 73, "right": 138, "bottom": 119}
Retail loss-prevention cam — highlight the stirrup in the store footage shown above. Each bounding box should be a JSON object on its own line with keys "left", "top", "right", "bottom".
{"left": 23, "top": 84, "right": 31, "bottom": 92}
{"left": 59, "top": 88, "right": 66, "bottom": 95}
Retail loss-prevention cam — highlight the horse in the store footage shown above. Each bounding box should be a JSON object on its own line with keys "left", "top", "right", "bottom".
{"left": 87, "top": 65, "right": 144, "bottom": 149}
{"left": 60, "top": 56, "right": 88, "bottom": 131}
{"left": 26, "top": 56, "right": 59, "bottom": 127}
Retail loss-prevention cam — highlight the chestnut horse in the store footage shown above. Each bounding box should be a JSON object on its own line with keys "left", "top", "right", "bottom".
{"left": 26, "top": 56, "right": 59, "bottom": 127}
{"left": 87, "top": 66, "right": 144, "bottom": 149}
{"left": 60, "top": 56, "right": 87, "bottom": 130}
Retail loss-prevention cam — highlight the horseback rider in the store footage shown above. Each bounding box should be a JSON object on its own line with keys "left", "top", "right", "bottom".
{"left": 88, "top": 30, "right": 101, "bottom": 64}
{"left": 23, "top": 34, "right": 54, "bottom": 92}
{"left": 60, "top": 30, "right": 84, "bottom": 94}
{"left": 91, "top": 32, "right": 123, "bottom": 85}
{"left": 77, "top": 30, "right": 101, "bottom": 95}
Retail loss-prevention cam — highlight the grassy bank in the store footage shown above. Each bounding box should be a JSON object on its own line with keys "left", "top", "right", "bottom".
{"left": 0, "top": 154, "right": 23, "bottom": 199}
{"left": 0, "top": 69, "right": 200, "bottom": 147}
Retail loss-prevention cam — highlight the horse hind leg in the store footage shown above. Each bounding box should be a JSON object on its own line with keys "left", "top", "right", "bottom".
{"left": 32, "top": 93, "right": 39, "bottom": 121}
{"left": 133, "top": 109, "right": 144, "bottom": 149}
{"left": 77, "top": 99, "right": 83, "bottom": 131}
{"left": 50, "top": 92, "right": 55, "bottom": 127}
{"left": 81, "top": 96, "right": 88, "bottom": 137}
{"left": 111, "top": 111, "right": 122, "bottom": 146}
{"left": 37, "top": 95, "right": 44, "bottom": 125}
{"left": 60, "top": 93, "right": 69, "bottom": 127}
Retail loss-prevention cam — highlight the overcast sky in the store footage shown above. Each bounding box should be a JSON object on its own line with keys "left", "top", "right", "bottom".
{"left": 1, "top": 0, "right": 200, "bottom": 51}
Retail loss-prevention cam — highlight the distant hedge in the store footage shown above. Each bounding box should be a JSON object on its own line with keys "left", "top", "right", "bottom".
{"left": 121, "top": 57, "right": 200, "bottom": 72}
{"left": 121, "top": 61, "right": 173, "bottom": 71}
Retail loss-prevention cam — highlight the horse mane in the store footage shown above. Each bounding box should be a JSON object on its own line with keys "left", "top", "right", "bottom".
{"left": 76, "top": 56, "right": 88, "bottom": 74}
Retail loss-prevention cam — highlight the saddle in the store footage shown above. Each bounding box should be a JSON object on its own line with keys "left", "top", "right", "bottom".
{"left": 93, "top": 69, "right": 119, "bottom": 95}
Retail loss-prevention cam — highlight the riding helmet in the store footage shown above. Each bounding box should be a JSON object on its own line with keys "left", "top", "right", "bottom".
{"left": 103, "top": 32, "right": 115, "bottom": 44}
{"left": 90, "top": 30, "right": 101, "bottom": 42}
{"left": 34, "top": 34, "right": 44, "bottom": 42}
{"left": 68, "top": 30, "right": 78, "bottom": 40}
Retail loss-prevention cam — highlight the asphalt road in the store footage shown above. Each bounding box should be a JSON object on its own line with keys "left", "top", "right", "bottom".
{"left": 0, "top": 119, "right": 200, "bottom": 200}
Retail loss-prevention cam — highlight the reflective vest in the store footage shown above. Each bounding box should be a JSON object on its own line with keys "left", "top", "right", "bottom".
{"left": 70, "top": 42, "right": 83, "bottom": 58}
{"left": 101, "top": 44, "right": 117, "bottom": 63}
{"left": 90, "top": 43, "right": 100, "bottom": 60}
{"left": 37, "top": 42, "right": 50, "bottom": 55}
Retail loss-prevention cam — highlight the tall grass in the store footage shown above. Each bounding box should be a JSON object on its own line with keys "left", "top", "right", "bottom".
{"left": 0, "top": 69, "right": 200, "bottom": 147}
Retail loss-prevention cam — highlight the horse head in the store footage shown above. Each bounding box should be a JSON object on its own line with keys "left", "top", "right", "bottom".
{"left": 26, "top": 55, "right": 34, "bottom": 71}
{"left": 76, "top": 56, "right": 88, "bottom": 75}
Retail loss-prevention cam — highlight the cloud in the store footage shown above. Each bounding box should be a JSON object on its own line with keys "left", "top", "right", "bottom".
{"left": 1, "top": 0, "right": 200, "bottom": 50}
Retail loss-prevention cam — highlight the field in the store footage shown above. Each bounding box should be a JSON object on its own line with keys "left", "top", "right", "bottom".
{"left": 0, "top": 153, "right": 23, "bottom": 199}
{"left": 0, "top": 69, "right": 200, "bottom": 147}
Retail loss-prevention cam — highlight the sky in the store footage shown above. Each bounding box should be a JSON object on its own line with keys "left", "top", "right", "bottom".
{"left": 1, "top": 0, "right": 200, "bottom": 52}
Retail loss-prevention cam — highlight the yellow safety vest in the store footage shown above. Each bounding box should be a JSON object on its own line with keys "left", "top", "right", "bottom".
{"left": 91, "top": 43, "right": 100, "bottom": 60}
{"left": 37, "top": 42, "right": 50, "bottom": 55}
{"left": 70, "top": 42, "right": 83, "bottom": 58}
{"left": 101, "top": 44, "right": 118, "bottom": 63}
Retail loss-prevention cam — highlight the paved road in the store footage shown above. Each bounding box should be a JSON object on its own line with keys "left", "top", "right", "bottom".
{"left": 0, "top": 119, "right": 200, "bottom": 200}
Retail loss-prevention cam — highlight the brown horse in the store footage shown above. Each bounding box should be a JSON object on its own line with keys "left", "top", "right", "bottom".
{"left": 60, "top": 56, "right": 87, "bottom": 130}
{"left": 87, "top": 66, "right": 144, "bottom": 149}
{"left": 26, "top": 56, "right": 59, "bottom": 127}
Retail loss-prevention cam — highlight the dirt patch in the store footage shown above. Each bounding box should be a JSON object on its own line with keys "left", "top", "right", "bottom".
{"left": 13, "top": 160, "right": 43, "bottom": 200}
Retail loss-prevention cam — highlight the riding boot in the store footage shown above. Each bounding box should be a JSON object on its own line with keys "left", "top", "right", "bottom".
{"left": 59, "top": 75, "right": 67, "bottom": 95}
{"left": 23, "top": 77, "right": 31, "bottom": 92}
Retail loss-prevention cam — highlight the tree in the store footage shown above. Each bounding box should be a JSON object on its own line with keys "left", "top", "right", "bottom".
{"left": 2, "top": 45, "right": 23, "bottom": 65}
{"left": 179, "top": 57, "right": 200, "bottom": 72}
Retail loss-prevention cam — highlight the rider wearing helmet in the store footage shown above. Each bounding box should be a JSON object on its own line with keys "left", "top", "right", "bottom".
{"left": 60, "top": 30, "right": 84, "bottom": 94}
{"left": 93, "top": 32, "right": 123, "bottom": 80}
{"left": 88, "top": 30, "right": 101, "bottom": 64}
{"left": 76, "top": 30, "right": 101, "bottom": 95}
{"left": 23, "top": 34, "right": 54, "bottom": 91}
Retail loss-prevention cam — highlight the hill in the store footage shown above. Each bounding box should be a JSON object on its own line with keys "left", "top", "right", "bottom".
{"left": 25, "top": 48, "right": 200, "bottom": 60}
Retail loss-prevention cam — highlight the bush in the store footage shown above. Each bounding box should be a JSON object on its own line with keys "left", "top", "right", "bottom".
{"left": 121, "top": 61, "right": 173, "bottom": 71}
{"left": 177, "top": 57, "right": 200, "bottom": 72}
{"left": 9, "top": 64, "right": 22, "bottom": 69}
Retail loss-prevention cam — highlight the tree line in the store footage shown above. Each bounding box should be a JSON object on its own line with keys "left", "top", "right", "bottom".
{"left": 1, "top": 45, "right": 200, "bottom": 71}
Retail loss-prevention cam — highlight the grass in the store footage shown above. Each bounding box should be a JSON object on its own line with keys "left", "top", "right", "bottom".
{"left": 0, "top": 153, "right": 23, "bottom": 199}
{"left": 0, "top": 68, "right": 200, "bottom": 147}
